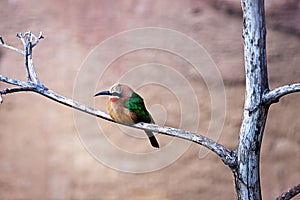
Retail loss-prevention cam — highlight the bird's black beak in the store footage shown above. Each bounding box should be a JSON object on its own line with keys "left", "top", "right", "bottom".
{"left": 94, "top": 90, "right": 112, "bottom": 97}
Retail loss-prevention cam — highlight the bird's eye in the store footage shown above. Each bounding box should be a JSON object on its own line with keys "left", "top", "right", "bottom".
{"left": 111, "top": 92, "right": 121, "bottom": 97}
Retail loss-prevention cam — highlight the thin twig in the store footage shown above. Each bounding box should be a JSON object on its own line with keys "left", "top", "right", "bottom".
{"left": 0, "top": 35, "right": 25, "bottom": 55}
{"left": 0, "top": 36, "right": 4, "bottom": 44}
{"left": 0, "top": 75, "right": 31, "bottom": 87}
{"left": 16, "top": 32, "right": 25, "bottom": 46}
{"left": 0, "top": 87, "right": 36, "bottom": 95}
{"left": 276, "top": 184, "right": 300, "bottom": 200}
{"left": 263, "top": 83, "right": 300, "bottom": 105}
{"left": 31, "top": 31, "right": 44, "bottom": 47}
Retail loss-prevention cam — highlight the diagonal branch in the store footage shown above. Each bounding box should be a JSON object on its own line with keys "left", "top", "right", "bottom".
{"left": 0, "top": 74, "right": 112, "bottom": 121}
{"left": 0, "top": 86, "right": 36, "bottom": 94}
{"left": 0, "top": 74, "right": 236, "bottom": 167}
{"left": 0, "top": 31, "right": 237, "bottom": 168}
{"left": 0, "top": 35, "right": 25, "bottom": 55}
{"left": 135, "top": 122, "right": 236, "bottom": 167}
{"left": 263, "top": 83, "right": 300, "bottom": 105}
{"left": 276, "top": 184, "right": 300, "bottom": 200}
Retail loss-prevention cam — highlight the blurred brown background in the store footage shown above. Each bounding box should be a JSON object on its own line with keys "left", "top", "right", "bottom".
{"left": 0, "top": 0, "right": 299, "bottom": 199}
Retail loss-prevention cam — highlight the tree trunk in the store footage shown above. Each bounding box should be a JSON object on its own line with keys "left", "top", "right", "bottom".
{"left": 234, "top": 0, "right": 269, "bottom": 199}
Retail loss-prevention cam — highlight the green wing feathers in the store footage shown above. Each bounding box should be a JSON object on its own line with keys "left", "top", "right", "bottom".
{"left": 125, "top": 92, "right": 152, "bottom": 123}
{"left": 125, "top": 92, "right": 159, "bottom": 148}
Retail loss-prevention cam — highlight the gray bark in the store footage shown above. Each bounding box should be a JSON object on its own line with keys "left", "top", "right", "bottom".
{"left": 234, "top": 0, "right": 269, "bottom": 199}
{"left": 1, "top": 1, "right": 300, "bottom": 199}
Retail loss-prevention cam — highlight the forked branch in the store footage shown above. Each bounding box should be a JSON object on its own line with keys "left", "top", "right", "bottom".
{"left": 0, "top": 32, "right": 236, "bottom": 168}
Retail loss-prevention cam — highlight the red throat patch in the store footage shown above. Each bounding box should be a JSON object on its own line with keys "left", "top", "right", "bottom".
{"left": 109, "top": 96, "right": 119, "bottom": 102}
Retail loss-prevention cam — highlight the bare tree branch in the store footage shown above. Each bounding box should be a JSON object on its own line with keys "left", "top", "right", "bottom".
{"left": 16, "top": 32, "right": 26, "bottom": 46}
{"left": 23, "top": 31, "right": 43, "bottom": 84}
{"left": 0, "top": 35, "right": 25, "bottom": 55}
{"left": 0, "top": 74, "right": 236, "bottom": 167}
{"left": 0, "top": 74, "right": 112, "bottom": 122}
{"left": 31, "top": 31, "right": 44, "bottom": 47}
{"left": 234, "top": 0, "right": 269, "bottom": 199}
{"left": 135, "top": 123, "right": 236, "bottom": 167}
{"left": 0, "top": 32, "right": 237, "bottom": 168}
{"left": 276, "top": 184, "right": 300, "bottom": 200}
{"left": 263, "top": 84, "right": 300, "bottom": 105}
{"left": 0, "top": 86, "right": 36, "bottom": 94}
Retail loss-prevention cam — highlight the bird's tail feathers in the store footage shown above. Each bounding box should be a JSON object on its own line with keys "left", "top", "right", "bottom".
{"left": 145, "top": 130, "right": 159, "bottom": 148}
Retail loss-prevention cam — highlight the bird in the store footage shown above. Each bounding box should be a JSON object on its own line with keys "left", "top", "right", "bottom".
{"left": 94, "top": 83, "right": 159, "bottom": 148}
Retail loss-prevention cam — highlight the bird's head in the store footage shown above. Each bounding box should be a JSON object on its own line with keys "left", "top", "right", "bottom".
{"left": 94, "top": 83, "right": 133, "bottom": 102}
